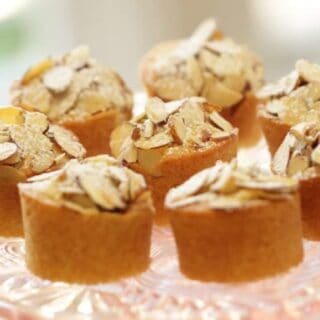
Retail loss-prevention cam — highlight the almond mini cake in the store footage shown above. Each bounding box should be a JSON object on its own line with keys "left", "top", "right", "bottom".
{"left": 273, "top": 122, "right": 320, "bottom": 240}
{"left": 0, "top": 106, "right": 85, "bottom": 237}
{"left": 258, "top": 60, "right": 320, "bottom": 155}
{"left": 110, "top": 96, "right": 238, "bottom": 224}
{"left": 165, "top": 160, "right": 302, "bottom": 282}
{"left": 139, "top": 19, "right": 264, "bottom": 145}
{"left": 19, "top": 155, "right": 153, "bottom": 284}
{"left": 11, "top": 46, "right": 133, "bottom": 156}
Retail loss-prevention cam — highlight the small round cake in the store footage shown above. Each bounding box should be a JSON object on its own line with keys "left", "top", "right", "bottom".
{"left": 166, "top": 160, "right": 302, "bottom": 282}
{"left": 110, "top": 96, "right": 238, "bottom": 224}
{"left": 0, "top": 106, "right": 85, "bottom": 237}
{"left": 139, "top": 19, "right": 264, "bottom": 146}
{"left": 19, "top": 155, "right": 153, "bottom": 284}
{"left": 258, "top": 60, "right": 320, "bottom": 155}
{"left": 11, "top": 46, "right": 133, "bottom": 156}
{"left": 272, "top": 122, "right": 320, "bottom": 240}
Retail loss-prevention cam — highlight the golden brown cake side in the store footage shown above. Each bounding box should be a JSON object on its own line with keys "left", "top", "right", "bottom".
{"left": 61, "top": 108, "right": 131, "bottom": 156}
{"left": 222, "top": 93, "right": 261, "bottom": 147}
{"left": 259, "top": 112, "right": 290, "bottom": 155}
{"left": 20, "top": 190, "right": 153, "bottom": 284}
{"left": 131, "top": 134, "right": 237, "bottom": 224}
{"left": 300, "top": 175, "right": 320, "bottom": 240}
{"left": 169, "top": 194, "right": 303, "bottom": 282}
{"left": 0, "top": 182, "right": 24, "bottom": 237}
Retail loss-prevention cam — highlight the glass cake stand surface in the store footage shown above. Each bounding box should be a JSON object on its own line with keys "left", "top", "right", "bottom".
{"left": 0, "top": 142, "right": 320, "bottom": 320}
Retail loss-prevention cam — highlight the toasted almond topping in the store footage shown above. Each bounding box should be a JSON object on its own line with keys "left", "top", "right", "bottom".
{"left": 111, "top": 97, "right": 236, "bottom": 168}
{"left": 0, "top": 108, "right": 85, "bottom": 175}
{"left": 165, "top": 160, "right": 297, "bottom": 210}
{"left": 257, "top": 71, "right": 299, "bottom": 99}
{"left": 20, "top": 155, "right": 147, "bottom": 214}
{"left": 273, "top": 122, "right": 320, "bottom": 176}
{"left": 11, "top": 46, "right": 132, "bottom": 121}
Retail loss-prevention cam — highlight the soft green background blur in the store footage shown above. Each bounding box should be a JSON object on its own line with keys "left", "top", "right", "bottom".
{"left": 1, "top": 0, "right": 320, "bottom": 103}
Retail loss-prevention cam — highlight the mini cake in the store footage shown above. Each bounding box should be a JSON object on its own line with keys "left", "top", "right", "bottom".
{"left": 166, "top": 160, "right": 302, "bottom": 282}
{"left": 258, "top": 60, "right": 320, "bottom": 155}
{"left": 19, "top": 155, "right": 153, "bottom": 284}
{"left": 0, "top": 106, "right": 86, "bottom": 237}
{"left": 110, "top": 96, "right": 238, "bottom": 224}
{"left": 272, "top": 122, "right": 320, "bottom": 240}
{"left": 139, "top": 19, "right": 264, "bottom": 146}
{"left": 11, "top": 46, "right": 133, "bottom": 156}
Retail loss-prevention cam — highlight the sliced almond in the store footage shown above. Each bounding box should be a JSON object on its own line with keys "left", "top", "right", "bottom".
{"left": 24, "top": 112, "right": 49, "bottom": 132}
{"left": 137, "top": 146, "right": 166, "bottom": 176}
{"left": 48, "top": 125, "right": 86, "bottom": 158}
{"left": 134, "top": 131, "right": 173, "bottom": 149}
{"left": 154, "top": 77, "right": 196, "bottom": 101}
{"left": 311, "top": 145, "right": 320, "bottom": 165}
{"left": 186, "top": 56, "right": 203, "bottom": 93}
{"left": 145, "top": 98, "right": 168, "bottom": 124}
{"left": 141, "top": 119, "right": 154, "bottom": 138}
{"left": 205, "top": 39, "right": 241, "bottom": 55}
{"left": 296, "top": 59, "right": 320, "bottom": 83}
{"left": 287, "top": 152, "right": 309, "bottom": 176}
{"left": 119, "top": 138, "right": 138, "bottom": 163}
{"left": 201, "top": 77, "right": 243, "bottom": 108}
{"left": 65, "top": 46, "right": 90, "bottom": 70}
{"left": 0, "top": 142, "right": 18, "bottom": 162}
{"left": 171, "top": 115, "right": 186, "bottom": 143}
{"left": 179, "top": 101, "right": 205, "bottom": 126}
{"left": 78, "top": 172, "right": 125, "bottom": 210}
{"left": 10, "top": 126, "right": 55, "bottom": 174}
{"left": 209, "top": 111, "right": 233, "bottom": 132}
{"left": 43, "top": 65, "right": 74, "bottom": 93}
{"left": 272, "top": 134, "right": 296, "bottom": 175}
{"left": 110, "top": 123, "right": 134, "bottom": 158}
{"left": 265, "top": 100, "right": 285, "bottom": 116}
{"left": 222, "top": 74, "right": 246, "bottom": 93}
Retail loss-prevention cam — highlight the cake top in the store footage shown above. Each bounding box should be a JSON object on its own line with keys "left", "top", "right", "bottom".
{"left": 11, "top": 46, "right": 133, "bottom": 122}
{"left": 146, "top": 19, "right": 264, "bottom": 107}
{"left": 257, "top": 60, "right": 320, "bottom": 125}
{"left": 272, "top": 122, "right": 320, "bottom": 178}
{"left": 165, "top": 160, "right": 297, "bottom": 210}
{"left": 19, "top": 155, "right": 147, "bottom": 214}
{"left": 110, "top": 96, "right": 237, "bottom": 164}
{"left": 0, "top": 106, "right": 86, "bottom": 176}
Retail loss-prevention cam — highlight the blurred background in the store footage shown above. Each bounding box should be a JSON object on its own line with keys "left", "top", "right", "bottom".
{"left": 1, "top": 0, "right": 320, "bottom": 103}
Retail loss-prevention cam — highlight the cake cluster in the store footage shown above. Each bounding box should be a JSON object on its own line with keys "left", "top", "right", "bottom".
{"left": 1, "top": 17, "right": 319, "bottom": 286}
